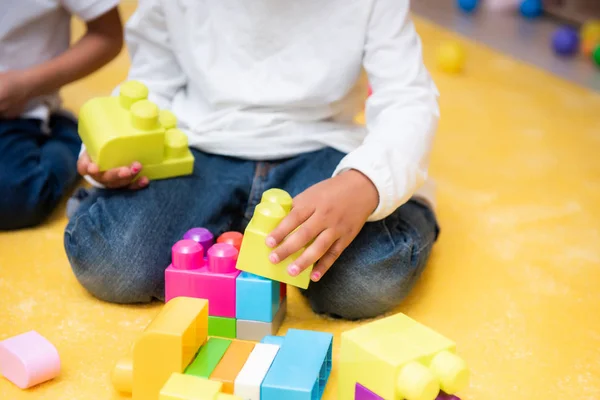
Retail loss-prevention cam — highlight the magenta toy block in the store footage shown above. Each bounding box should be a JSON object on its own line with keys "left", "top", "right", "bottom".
{"left": 0, "top": 331, "right": 60, "bottom": 389}
{"left": 355, "top": 383, "right": 384, "bottom": 400}
{"left": 183, "top": 227, "right": 214, "bottom": 252}
{"left": 165, "top": 241, "right": 241, "bottom": 317}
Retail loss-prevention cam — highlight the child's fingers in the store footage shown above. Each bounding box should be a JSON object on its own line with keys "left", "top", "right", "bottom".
{"left": 77, "top": 153, "right": 90, "bottom": 176}
{"left": 266, "top": 205, "right": 313, "bottom": 249}
{"left": 283, "top": 228, "right": 336, "bottom": 277}
{"left": 311, "top": 239, "right": 348, "bottom": 282}
{"left": 127, "top": 176, "right": 149, "bottom": 190}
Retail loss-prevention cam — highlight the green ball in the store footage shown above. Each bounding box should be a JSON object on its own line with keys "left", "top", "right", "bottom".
{"left": 594, "top": 45, "right": 600, "bottom": 68}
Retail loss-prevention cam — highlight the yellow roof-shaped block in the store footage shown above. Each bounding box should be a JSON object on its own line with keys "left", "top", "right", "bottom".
{"left": 78, "top": 80, "right": 194, "bottom": 180}
{"left": 160, "top": 373, "right": 242, "bottom": 400}
{"left": 339, "top": 313, "right": 469, "bottom": 400}
{"left": 236, "top": 188, "right": 313, "bottom": 288}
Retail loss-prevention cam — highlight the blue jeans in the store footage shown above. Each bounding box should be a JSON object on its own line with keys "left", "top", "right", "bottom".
{"left": 64, "top": 148, "right": 439, "bottom": 320}
{"left": 0, "top": 115, "right": 81, "bottom": 230}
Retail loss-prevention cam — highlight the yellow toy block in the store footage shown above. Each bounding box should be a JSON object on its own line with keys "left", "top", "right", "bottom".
{"left": 236, "top": 188, "right": 313, "bottom": 289}
{"left": 338, "top": 313, "right": 469, "bottom": 400}
{"left": 112, "top": 297, "right": 209, "bottom": 400}
{"left": 159, "top": 373, "right": 242, "bottom": 400}
{"left": 78, "top": 80, "right": 194, "bottom": 180}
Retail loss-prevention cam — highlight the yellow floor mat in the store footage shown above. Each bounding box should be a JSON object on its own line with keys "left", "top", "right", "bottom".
{"left": 1, "top": 3, "right": 600, "bottom": 399}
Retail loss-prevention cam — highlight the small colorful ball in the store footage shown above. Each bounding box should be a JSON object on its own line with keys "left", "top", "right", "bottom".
{"left": 437, "top": 41, "right": 466, "bottom": 74}
{"left": 581, "top": 20, "right": 600, "bottom": 43}
{"left": 457, "top": 0, "right": 480, "bottom": 13}
{"left": 581, "top": 38, "right": 597, "bottom": 57}
{"left": 520, "top": 0, "right": 543, "bottom": 19}
{"left": 593, "top": 45, "right": 600, "bottom": 68}
{"left": 552, "top": 26, "right": 580, "bottom": 57}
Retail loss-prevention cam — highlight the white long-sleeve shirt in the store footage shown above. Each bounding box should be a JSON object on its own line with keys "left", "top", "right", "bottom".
{"left": 121, "top": 0, "right": 440, "bottom": 221}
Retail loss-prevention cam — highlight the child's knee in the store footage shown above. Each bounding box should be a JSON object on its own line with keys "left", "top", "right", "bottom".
{"left": 0, "top": 180, "right": 51, "bottom": 230}
{"left": 64, "top": 211, "right": 157, "bottom": 304}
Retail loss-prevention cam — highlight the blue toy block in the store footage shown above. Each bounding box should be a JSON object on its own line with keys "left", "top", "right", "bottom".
{"left": 260, "top": 335, "right": 285, "bottom": 347}
{"left": 236, "top": 272, "right": 280, "bottom": 322}
{"left": 261, "top": 329, "right": 333, "bottom": 400}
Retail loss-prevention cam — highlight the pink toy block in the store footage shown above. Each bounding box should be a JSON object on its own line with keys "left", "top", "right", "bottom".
{"left": 0, "top": 331, "right": 60, "bottom": 389}
{"left": 165, "top": 241, "right": 241, "bottom": 317}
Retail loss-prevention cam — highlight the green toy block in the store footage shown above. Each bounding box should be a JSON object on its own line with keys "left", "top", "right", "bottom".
{"left": 208, "top": 316, "right": 236, "bottom": 339}
{"left": 78, "top": 80, "right": 194, "bottom": 180}
{"left": 236, "top": 189, "right": 313, "bottom": 289}
{"left": 184, "top": 337, "right": 232, "bottom": 378}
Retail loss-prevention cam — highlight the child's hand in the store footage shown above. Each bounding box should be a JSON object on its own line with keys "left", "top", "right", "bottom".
{"left": 266, "top": 170, "right": 379, "bottom": 282}
{"left": 77, "top": 151, "right": 149, "bottom": 189}
{"left": 0, "top": 71, "right": 31, "bottom": 119}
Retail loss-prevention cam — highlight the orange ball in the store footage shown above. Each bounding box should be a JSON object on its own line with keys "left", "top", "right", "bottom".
{"left": 581, "top": 38, "right": 598, "bottom": 57}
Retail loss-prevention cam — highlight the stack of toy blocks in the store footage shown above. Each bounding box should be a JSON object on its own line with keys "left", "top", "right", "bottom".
{"left": 165, "top": 188, "right": 315, "bottom": 341}
{"left": 112, "top": 296, "right": 333, "bottom": 400}
{"left": 165, "top": 225, "right": 286, "bottom": 341}
{"left": 339, "top": 313, "right": 469, "bottom": 400}
{"left": 78, "top": 80, "right": 194, "bottom": 180}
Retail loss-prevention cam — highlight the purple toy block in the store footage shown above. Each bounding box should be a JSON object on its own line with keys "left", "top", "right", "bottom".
{"left": 355, "top": 383, "right": 384, "bottom": 400}
{"left": 165, "top": 240, "right": 241, "bottom": 317}
{"left": 436, "top": 392, "right": 461, "bottom": 400}
{"left": 183, "top": 227, "right": 214, "bottom": 252}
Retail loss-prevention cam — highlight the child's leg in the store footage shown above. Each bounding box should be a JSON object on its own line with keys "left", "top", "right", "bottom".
{"left": 64, "top": 150, "right": 256, "bottom": 304}
{"left": 262, "top": 147, "right": 440, "bottom": 320}
{"left": 0, "top": 115, "right": 80, "bottom": 230}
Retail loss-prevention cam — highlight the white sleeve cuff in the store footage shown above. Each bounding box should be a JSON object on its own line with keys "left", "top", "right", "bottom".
{"left": 63, "top": 0, "right": 120, "bottom": 21}
{"left": 332, "top": 143, "right": 423, "bottom": 222}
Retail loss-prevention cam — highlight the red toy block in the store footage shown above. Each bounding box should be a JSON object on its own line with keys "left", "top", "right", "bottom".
{"left": 279, "top": 282, "right": 287, "bottom": 303}
{"left": 217, "top": 231, "right": 243, "bottom": 252}
{"left": 165, "top": 240, "right": 240, "bottom": 317}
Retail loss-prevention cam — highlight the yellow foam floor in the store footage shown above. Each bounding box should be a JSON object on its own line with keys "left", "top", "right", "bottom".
{"left": 2, "top": 3, "right": 600, "bottom": 399}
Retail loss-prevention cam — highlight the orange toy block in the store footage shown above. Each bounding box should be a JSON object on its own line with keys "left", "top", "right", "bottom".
{"left": 209, "top": 340, "right": 256, "bottom": 394}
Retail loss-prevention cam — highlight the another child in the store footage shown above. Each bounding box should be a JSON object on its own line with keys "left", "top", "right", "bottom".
{"left": 65, "top": 0, "right": 440, "bottom": 320}
{"left": 0, "top": 0, "right": 123, "bottom": 230}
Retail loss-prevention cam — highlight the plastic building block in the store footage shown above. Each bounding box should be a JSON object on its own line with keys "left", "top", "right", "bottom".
{"left": 236, "top": 188, "right": 313, "bottom": 288}
{"left": 78, "top": 80, "right": 194, "bottom": 180}
{"left": 184, "top": 228, "right": 215, "bottom": 253}
{"left": 208, "top": 316, "right": 236, "bottom": 339}
{"left": 159, "top": 373, "right": 242, "bottom": 400}
{"left": 236, "top": 298, "right": 287, "bottom": 342}
{"left": 209, "top": 340, "right": 256, "bottom": 393}
{"left": 217, "top": 232, "right": 244, "bottom": 252}
{"left": 260, "top": 335, "right": 285, "bottom": 347}
{"left": 0, "top": 330, "right": 60, "bottom": 389}
{"left": 338, "top": 313, "right": 469, "bottom": 400}
{"left": 261, "top": 329, "right": 333, "bottom": 400}
{"left": 236, "top": 272, "right": 280, "bottom": 322}
{"left": 436, "top": 392, "right": 461, "bottom": 400}
{"left": 355, "top": 383, "right": 384, "bottom": 400}
{"left": 279, "top": 283, "right": 287, "bottom": 303}
{"left": 185, "top": 338, "right": 232, "bottom": 379}
{"left": 233, "top": 343, "right": 281, "bottom": 400}
{"left": 111, "top": 297, "right": 209, "bottom": 400}
{"left": 165, "top": 240, "right": 241, "bottom": 317}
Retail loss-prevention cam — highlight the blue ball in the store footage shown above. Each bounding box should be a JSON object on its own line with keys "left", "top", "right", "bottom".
{"left": 457, "top": 0, "right": 479, "bottom": 13}
{"left": 520, "top": 0, "right": 543, "bottom": 18}
{"left": 552, "top": 26, "right": 580, "bottom": 56}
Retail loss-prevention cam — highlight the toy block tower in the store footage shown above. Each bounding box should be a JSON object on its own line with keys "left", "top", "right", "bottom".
{"left": 165, "top": 227, "right": 287, "bottom": 341}
{"left": 78, "top": 80, "right": 194, "bottom": 180}
{"left": 236, "top": 188, "right": 313, "bottom": 289}
{"left": 338, "top": 313, "right": 469, "bottom": 400}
